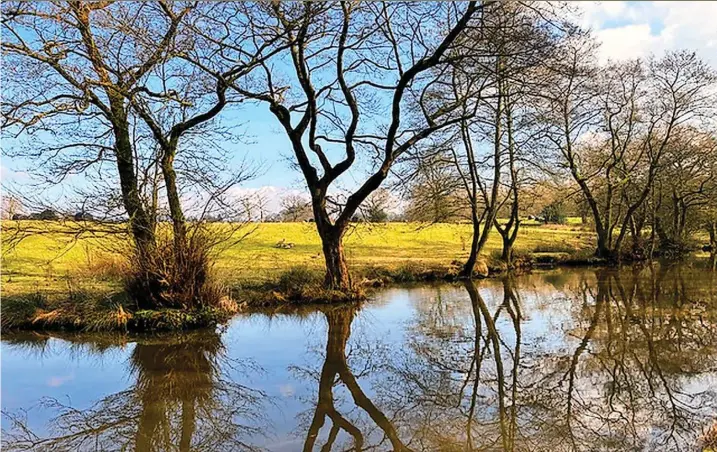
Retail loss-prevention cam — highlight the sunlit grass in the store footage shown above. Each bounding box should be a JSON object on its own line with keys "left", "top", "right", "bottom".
{"left": 1, "top": 220, "right": 594, "bottom": 296}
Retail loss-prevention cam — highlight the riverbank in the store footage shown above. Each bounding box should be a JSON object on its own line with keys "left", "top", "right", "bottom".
{"left": 2, "top": 220, "right": 710, "bottom": 331}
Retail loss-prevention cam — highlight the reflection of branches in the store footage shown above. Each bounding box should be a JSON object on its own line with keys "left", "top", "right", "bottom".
{"left": 465, "top": 279, "right": 510, "bottom": 451}
{"left": 2, "top": 332, "right": 268, "bottom": 452}
{"left": 529, "top": 265, "right": 717, "bottom": 450}
{"left": 379, "top": 266, "right": 717, "bottom": 451}
{"left": 301, "top": 307, "right": 412, "bottom": 452}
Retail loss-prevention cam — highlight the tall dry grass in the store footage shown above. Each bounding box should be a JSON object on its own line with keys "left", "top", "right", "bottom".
{"left": 125, "top": 228, "right": 229, "bottom": 311}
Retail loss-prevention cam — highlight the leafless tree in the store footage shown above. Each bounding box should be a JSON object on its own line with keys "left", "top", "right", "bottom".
{"left": 652, "top": 126, "right": 717, "bottom": 254}
{"left": 442, "top": 1, "right": 567, "bottom": 272}
{"left": 357, "top": 188, "right": 394, "bottom": 223}
{"left": 1, "top": 2, "right": 260, "bottom": 308}
{"left": 538, "top": 41, "right": 716, "bottom": 259}
{"left": 401, "top": 154, "right": 468, "bottom": 223}
{"left": 194, "top": 2, "right": 487, "bottom": 290}
{"left": 1, "top": 1, "right": 188, "bottom": 254}
{"left": 278, "top": 193, "right": 313, "bottom": 222}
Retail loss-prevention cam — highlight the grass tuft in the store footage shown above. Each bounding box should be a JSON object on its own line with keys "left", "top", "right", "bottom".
{"left": 1, "top": 284, "right": 238, "bottom": 332}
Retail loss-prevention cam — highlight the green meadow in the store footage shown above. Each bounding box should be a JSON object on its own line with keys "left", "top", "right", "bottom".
{"left": 2, "top": 220, "right": 593, "bottom": 298}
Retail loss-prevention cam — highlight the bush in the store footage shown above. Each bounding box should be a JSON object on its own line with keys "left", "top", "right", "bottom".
{"left": 0, "top": 290, "right": 134, "bottom": 331}
{"left": 125, "top": 228, "right": 227, "bottom": 311}
{"left": 657, "top": 238, "right": 696, "bottom": 259}
{"left": 275, "top": 266, "right": 323, "bottom": 294}
{"left": 540, "top": 201, "right": 567, "bottom": 224}
{"left": 0, "top": 293, "right": 48, "bottom": 329}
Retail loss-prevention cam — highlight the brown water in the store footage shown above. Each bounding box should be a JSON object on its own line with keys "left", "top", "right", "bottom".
{"left": 2, "top": 263, "right": 717, "bottom": 451}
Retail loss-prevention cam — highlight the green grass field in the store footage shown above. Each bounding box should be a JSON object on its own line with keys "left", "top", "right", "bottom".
{"left": 1, "top": 220, "right": 594, "bottom": 297}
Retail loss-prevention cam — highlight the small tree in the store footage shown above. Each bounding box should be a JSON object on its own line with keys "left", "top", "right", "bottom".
{"left": 359, "top": 189, "right": 393, "bottom": 224}
{"left": 278, "top": 194, "right": 313, "bottom": 222}
{"left": 540, "top": 201, "right": 567, "bottom": 224}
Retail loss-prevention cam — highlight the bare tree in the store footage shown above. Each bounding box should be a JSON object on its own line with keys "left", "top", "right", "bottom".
{"left": 195, "top": 2, "right": 486, "bottom": 291}
{"left": 444, "top": 1, "right": 565, "bottom": 273}
{"left": 1, "top": 1, "right": 191, "bottom": 255}
{"left": 1, "top": 2, "right": 259, "bottom": 309}
{"left": 358, "top": 188, "right": 394, "bottom": 223}
{"left": 402, "top": 154, "right": 468, "bottom": 224}
{"left": 278, "top": 193, "right": 313, "bottom": 222}
{"left": 652, "top": 126, "right": 717, "bottom": 254}
{"left": 1, "top": 195, "right": 23, "bottom": 220}
{"left": 538, "top": 42, "right": 716, "bottom": 259}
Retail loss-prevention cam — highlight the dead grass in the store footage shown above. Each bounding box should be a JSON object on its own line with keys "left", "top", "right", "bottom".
{"left": 125, "top": 229, "right": 226, "bottom": 311}
{"left": 702, "top": 420, "right": 717, "bottom": 451}
{"left": 1, "top": 281, "right": 239, "bottom": 332}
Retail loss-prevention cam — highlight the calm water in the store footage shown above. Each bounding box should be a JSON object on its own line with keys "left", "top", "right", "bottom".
{"left": 2, "top": 264, "right": 717, "bottom": 451}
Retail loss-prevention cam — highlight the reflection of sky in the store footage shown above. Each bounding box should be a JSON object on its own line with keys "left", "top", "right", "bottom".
{"left": 3, "top": 268, "right": 717, "bottom": 450}
{"left": 1, "top": 338, "right": 134, "bottom": 434}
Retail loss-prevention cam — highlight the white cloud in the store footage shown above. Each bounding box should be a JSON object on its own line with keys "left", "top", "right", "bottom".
{"left": 595, "top": 24, "right": 657, "bottom": 62}
{"left": 580, "top": 1, "right": 717, "bottom": 65}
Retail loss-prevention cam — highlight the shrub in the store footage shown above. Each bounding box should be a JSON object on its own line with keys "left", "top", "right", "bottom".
{"left": 275, "top": 266, "right": 323, "bottom": 295}
{"left": 125, "top": 228, "right": 227, "bottom": 311}
{"left": 701, "top": 421, "right": 717, "bottom": 452}
{"left": 657, "top": 238, "right": 696, "bottom": 259}
{"left": 0, "top": 293, "right": 48, "bottom": 329}
{"left": 540, "top": 201, "right": 567, "bottom": 224}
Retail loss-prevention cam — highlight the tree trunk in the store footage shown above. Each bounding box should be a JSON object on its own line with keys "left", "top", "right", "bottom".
{"left": 319, "top": 226, "right": 351, "bottom": 291}
{"left": 595, "top": 226, "right": 613, "bottom": 259}
{"left": 161, "top": 141, "right": 187, "bottom": 249}
{"left": 463, "top": 206, "right": 482, "bottom": 277}
{"left": 709, "top": 221, "right": 717, "bottom": 270}
{"left": 501, "top": 235, "right": 514, "bottom": 263}
{"left": 179, "top": 398, "right": 196, "bottom": 452}
{"left": 495, "top": 91, "right": 520, "bottom": 267}
{"left": 112, "top": 106, "right": 155, "bottom": 254}
{"left": 709, "top": 221, "right": 717, "bottom": 260}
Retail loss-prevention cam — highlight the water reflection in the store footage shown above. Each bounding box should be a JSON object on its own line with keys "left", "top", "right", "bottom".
{"left": 2, "top": 263, "right": 716, "bottom": 451}
{"left": 378, "top": 265, "right": 717, "bottom": 451}
{"left": 298, "top": 306, "right": 410, "bottom": 451}
{"left": 2, "top": 332, "right": 267, "bottom": 451}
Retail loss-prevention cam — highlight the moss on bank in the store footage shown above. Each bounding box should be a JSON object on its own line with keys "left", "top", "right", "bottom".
{"left": 1, "top": 290, "right": 238, "bottom": 332}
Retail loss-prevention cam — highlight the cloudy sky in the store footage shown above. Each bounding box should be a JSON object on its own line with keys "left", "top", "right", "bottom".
{"left": 580, "top": 1, "right": 717, "bottom": 65}
{"left": 2, "top": 1, "right": 716, "bottom": 214}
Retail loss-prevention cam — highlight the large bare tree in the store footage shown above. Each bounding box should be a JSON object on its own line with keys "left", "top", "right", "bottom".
{"left": 192, "top": 2, "right": 486, "bottom": 291}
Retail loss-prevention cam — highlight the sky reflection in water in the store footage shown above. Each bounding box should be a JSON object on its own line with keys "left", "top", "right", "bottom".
{"left": 2, "top": 264, "right": 717, "bottom": 451}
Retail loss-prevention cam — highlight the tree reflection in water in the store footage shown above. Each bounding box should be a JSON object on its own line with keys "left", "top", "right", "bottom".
{"left": 377, "top": 265, "right": 717, "bottom": 451}
{"left": 2, "top": 332, "right": 267, "bottom": 451}
{"left": 295, "top": 306, "right": 412, "bottom": 452}
{"left": 3, "top": 264, "right": 716, "bottom": 451}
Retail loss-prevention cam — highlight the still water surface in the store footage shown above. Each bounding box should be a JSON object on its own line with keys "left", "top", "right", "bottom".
{"left": 2, "top": 264, "right": 717, "bottom": 451}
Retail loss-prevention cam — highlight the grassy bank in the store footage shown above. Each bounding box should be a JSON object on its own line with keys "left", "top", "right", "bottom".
{"left": 1, "top": 220, "right": 595, "bottom": 330}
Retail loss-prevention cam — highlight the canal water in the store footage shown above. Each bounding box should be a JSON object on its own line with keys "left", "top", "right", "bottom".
{"left": 2, "top": 263, "right": 716, "bottom": 451}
